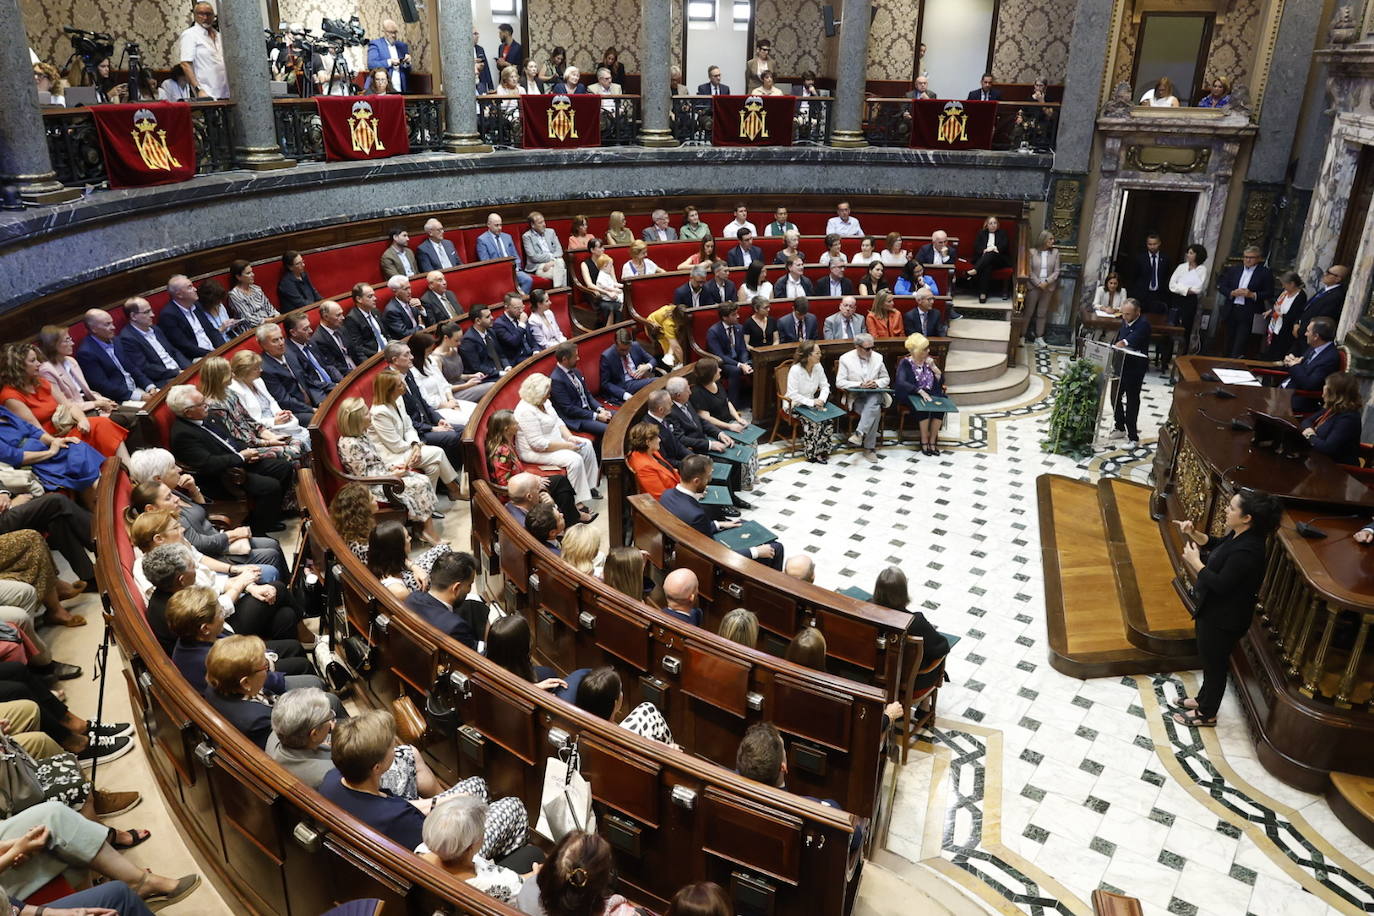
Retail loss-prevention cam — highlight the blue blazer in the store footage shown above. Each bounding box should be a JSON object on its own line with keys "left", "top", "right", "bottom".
{"left": 459, "top": 329, "right": 510, "bottom": 381}
{"left": 382, "top": 299, "right": 424, "bottom": 340}
{"left": 672, "top": 282, "right": 709, "bottom": 308}
{"left": 707, "top": 321, "right": 750, "bottom": 369}
{"left": 598, "top": 342, "right": 654, "bottom": 400}
{"left": 366, "top": 38, "right": 410, "bottom": 91}
{"left": 75, "top": 336, "right": 135, "bottom": 402}
{"left": 404, "top": 591, "right": 477, "bottom": 649}
{"left": 400, "top": 372, "right": 443, "bottom": 435}
{"left": 1287, "top": 343, "right": 1341, "bottom": 412}
{"left": 287, "top": 340, "right": 334, "bottom": 400}
{"left": 114, "top": 324, "right": 187, "bottom": 389}
{"left": 415, "top": 238, "right": 462, "bottom": 273}
{"left": 260, "top": 353, "right": 313, "bottom": 416}
{"left": 1114, "top": 316, "right": 1151, "bottom": 352}
{"left": 474, "top": 231, "right": 522, "bottom": 268}
{"left": 1215, "top": 263, "right": 1275, "bottom": 315}
{"left": 659, "top": 487, "right": 715, "bottom": 538}
{"left": 894, "top": 356, "right": 944, "bottom": 409}
{"left": 550, "top": 365, "right": 599, "bottom": 422}
{"left": 1302, "top": 409, "right": 1361, "bottom": 465}
{"left": 702, "top": 281, "right": 736, "bottom": 306}
{"left": 726, "top": 245, "right": 765, "bottom": 268}
{"left": 492, "top": 314, "right": 537, "bottom": 362}
{"left": 204, "top": 687, "right": 274, "bottom": 749}
{"left": 158, "top": 304, "right": 226, "bottom": 361}
{"left": 777, "top": 312, "right": 818, "bottom": 343}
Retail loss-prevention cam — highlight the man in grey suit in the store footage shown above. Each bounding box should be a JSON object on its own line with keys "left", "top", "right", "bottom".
{"left": 823, "top": 296, "right": 862, "bottom": 340}
{"left": 415, "top": 218, "right": 462, "bottom": 273}
{"left": 521, "top": 211, "right": 566, "bottom": 287}
{"left": 642, "top": 209, "right": 678, "bottom": 243}
{"left": 420, "top": 270, "right": 462, "bottom": 325}
{"left": 379, "top": 226, "right": 418, "bottom": 279}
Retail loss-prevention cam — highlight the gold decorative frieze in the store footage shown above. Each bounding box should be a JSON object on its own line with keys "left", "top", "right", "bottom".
{"left": 1124, "top": 144, "right": 1213, "bottom": 173}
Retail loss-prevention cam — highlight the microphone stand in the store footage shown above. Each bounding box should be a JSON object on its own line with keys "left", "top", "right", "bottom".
{"left": 87, "top": 608, "right": 115, "bottom": 791}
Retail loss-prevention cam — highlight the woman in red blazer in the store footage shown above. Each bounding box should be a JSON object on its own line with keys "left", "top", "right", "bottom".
{"left": 625, "top": 422, "right": 681, "bottom": 499}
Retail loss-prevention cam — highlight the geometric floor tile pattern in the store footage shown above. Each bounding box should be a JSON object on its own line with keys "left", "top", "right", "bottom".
{"left": 747, "top": 348, "right": 1373, "bottom": 916}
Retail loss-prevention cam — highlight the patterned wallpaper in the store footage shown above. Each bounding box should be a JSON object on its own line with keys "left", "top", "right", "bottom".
{"left": 991, "top": 0, "right": 1074, "bottom": 82}
{"left": 753, "top": 0, "right": 825, "bottom": 78}
{"left": 23, "top": 0, "right": 190, "bottom": 73}
{"left": 868, "top": 0, "right": 918, "bottom": 81}
{"left": 525, "top": 0, "right": 642, "bottom": 73}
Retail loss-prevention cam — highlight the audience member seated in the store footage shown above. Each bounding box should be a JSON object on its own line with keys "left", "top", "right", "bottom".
{"left": 285, "top": 311, "right": 339, "bottom": 394}
{"left": 873, "top": 566, "right": 949, "bottom": 693}
{"left": 158, "top": 275, "right": 226, "bottom": 361}
{"left": 603, "top": 210, "right": 633, "bottom": 247}
{"left": 718, "top": 607, "right": 758, "bottom": 648}
{"left": 903, "top": 287, "right": 944, "bottom": 337}
{"left": 35, "top": 326, "right": 115, "bottom": 420}
{"left": 515, "top": 373, "right": 600, "bottom": 503}
{"left": 198, "top": 354, "right": 305, "bottom": 462}
{"left": 421, "top": 795, "right": 544, "bottom": 905}
{"left": 408, "top": 332, "right": 476, "bottom": 428}
{"left": 706, "top": 304, "right": 754, "bottom": 407}
{"left": 227, "top": 259, "right": 280, "bottom": 327}
{"left": 560, "top": 523, "right": 603, "bottom": 576}
{"left": 370, "top": 369, "right": 463, "bottom": 501}
{"left": 894, "top": 260, "right": 938, "bottom": 297}
{"left": 204, "top": 634, "right": 292, "bottom": 748}
{"left": 166, "top": 384, "right": 294, "bottom": 536}
{"left": 821, "top": 296, "right": 861, "bottom": 341}
{"left": 566, "top": 215, "right": 592, "bottom": 252}
{"left": 380, "top": 226, "right": 418, "bottom": 279}
{"left": 646, "top": 302, "right": 690, "bottom": 368}
{"left": 784, "top": 554, "right": 815, "bottom": 583}
{"left": 967, "top": 216, "right": 1009, "bottom": 304}
{"left": 786, "top": 340, "right": 835, "bottom": 463}
{"left": 838, "top": 333, "right": 890, "bottom": 463}
{"left": 736, "top": 721, "right": 863, "bottom": 849}
{"left": 417, "top": 219, "right": 463, "bottom": 272}
{"left": 0, "top": 527, "right": 84, "bottom": 631}
{"left": 311, "top": 300, "right": 357, "bottom": 378}
{"left": 626, "top": 422, "right": 681, "bottom": 499}
{"left": 916, "top": 231, "right": 957, "bottom": 266}
{"left": 522, "top": 211, "right": 568, "bottom": 288}
{"left": 382, "top": 275, "right": 426, "bottom": 341}
{"left": 705, "top": 261, "right": 737, "bottom": 306}
{"left": 195, "top": 279, "right": 246, "bottom": 341}
{"left": 484, "top": 411, "right": 588, "bottom": 525}
{"left": 676, "top": 237, "right": 717, "bottom": 271}
{"left": 485, "top": 615, "right": 570, "bottom": 694}
{"left": 778, "top": 298, "right": 818, "bottom": 344}
{"left": 516, "top": 830, "right": 638, "bottom": 916}
{"left": 1281, "top": 316, "right": 1340, "bottom": 413}
{"left": 772, "top": 230, "right": 804, "bottom": 267}
{"left": 240, "top": 336, "right": 317, "bottom": 439}
{"left": 106, "top": 302, "right": 186, "bottom": 401}
{"left": 727, "top": 229, "right": 765, "bottom": 269}
{"left": 277, "top": 250, "right": 321, "bottom": 311}
{"left": 433, "top": 321, "right": 494, "bottom": 403}
{"left": 826, "top": 201, "right": 863, "bottom": 237}
{"left": 527, "top": 289, "right": 569, "bottom": 353}
{"left": 551, "top": 343, "right": 613, "bottom": 437}
{"left": 460, "top": 305, "right": 514, "bottom": 384}
{"left": 1197, "top": 77, "right": 1231, "bottom": 108}
{"left": 575, "top": 666, "right": 673, "bottom": 744}
{"left": 672, "top": 265, "right": 711, "bottom": 313}
{"left": 661, "top": 456, "right": 781, "bottom": 567}
{"left": 850, "top": 236, "right": 878, "bottom": 266}
{"left": 342, "top": 283, "right": 391, "bottom": 365}
{"left": 659, "top": 567, "right": 703, "bottom": 626}
{"left": 403, "top": 551, "right": 486, "bottom": 650}
{"left": 895, "top": 332, "right": 947, "bottom": 456}
{"left": 333, "top": 398, "right": 439, "bottom": 541}
{"left": 366, "top": 519, "right": 440, "bottom": 601}
{"left": 0, "top": 405, "right": 101, "bottom": 509}
{"left": 666, "top": 883, "right": 732, "bottom": 916}
{"left": 1301, "top": 371, "right": 1362, "bottom": 465}
{"left": 598, "top": 330, "right": 655, "bottom": 404}
{"left": 266, "top": 687, "right": 347, "bottom": 787}
{"left": 420, "top": 270, "right": 463, "bottom": 326}
{"left": 858, "top": 261, "right": 888, "bottom": 298}
{"left": 581, "top": 248, "right": 624, "bottom": 328}
{"left": 880, "top": 232, "right": 909, "bottom": 268}
{"left": 737, "top": 262, "right": 773, "bottom": 305}
{"left": 620, "top": 240, "right": 661, "bottom": 281}
{"left": 493, "top": 293, "right": 537, "bottom": 364}
{"left": 385, "top": 343, "right": 466, "bottom": 477}
{"left": 663, "top": 377, "right": 733, "bottom": 460}
{"left": 865, "top": 290, "right": 903, "bottom": 338}
{"left": 475, "top": 214, "right": 534, "bottom": 294}
{"left": 0, "top": 344, "right": 128, "bottom": 461}
{"left": 776, "top": 257, "right": 813, "bottom": 300}
{"left": 817, "top": 234, "right": 846, "bottom": 268}
{"left": 525, "top": 501, "right": 564, "bottom": 553}
{"left": 1139, "top": 75, "right": 1180, "bottom": 107}
{"left": 784, "top": 626, "right": 826, "bottom": 669}
{"left": 0, "top": 486, "right": 93, "bottom": 593}
{"left": 690, "top": 356, "right": 749, "bottom": 441}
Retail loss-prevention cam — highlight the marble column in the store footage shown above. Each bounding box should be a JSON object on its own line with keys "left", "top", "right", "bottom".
{"left": 1250, "top": 0, "right": 1325, "bottom": 183}
{"left": 1054, "top": 0, "right": 1116, "bottom": 174}
{"left": 0, "top": 0, "right": 79, "bottom": 204}
{"left": 220, "top": 0, "right": 294, "bottom": 169}
{"left": 438, "top": 0, "right": 489, "bottom": 153}
{"left": 828, "top": 0, "right": 870, "bottom": 148}
{"left": 637, "top": 0, "right": 677, "bottom": 147}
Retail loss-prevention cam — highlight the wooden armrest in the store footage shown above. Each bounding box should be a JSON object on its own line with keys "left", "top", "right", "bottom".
{"left": 342, "top": 472, "right": 408, "bottom": 502}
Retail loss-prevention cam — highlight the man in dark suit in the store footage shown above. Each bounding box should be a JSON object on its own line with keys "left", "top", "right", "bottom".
{"left": 113, "top": 299, "right": 188, "bottom": 394}
{"left": 283, "top": 312, "right": 338, "bottom": 390}
{"left": 386, "top": 342, "right": 466, "bottom": 470}
{"left": 643, "top": 390, "right": 688, "bottom": 464}
{"left": 967, "top": 73, "right": 1002, "bottom": 101}
{"left": 158, "top": 274, "right": 225, "bottom": 362}
{"left": 703, "top": 261, "right": 737, "bottom": 306}
{"left": 473, "top": 30, "right": 493, "bottom": 94}
{"left": 311, "top": 300, "right": 357, "bottom": 378}
{"left": 1130, "top": 234, "right": 1172, "bottom": 315}
{"left": 1215, "top": 247, "right": 1276, "bottom": 358}
{"left": 663, "top": 378, "right": 750, "bottom": 508}
{"left": 697, "top": 65, "right": 730, "bottom": 95}
{"left": 550, "top": 342, "right": 612, "bottom": 436}
{"left": 1292, "top": 266, "right": 1349, "bottom": 354}
{"left": 1107, "top": 299, "right": 1151, "bottom": 447}
{"left": 904, "top": 290, "right": 946, "bottom": 337}
{"left": 459, "top": 305, "right": 511, "bottom": 382}
{"left": 416, "top": 219, "right": 462, "bottom": 273}
{"left": 366, "top": 20, "right": 411, "bottom": 91}
{"left": 819, "top": 261, "right": 855, "bottom": 298}
{"left": 75, "top": 308, "right": 143, "bottom": 402}
{"left": 661, "top": 568, "right": 704, "bottom": 626}
{"left": 257, "top": 324, "right": 315, "bottom": 423}
{"left": 492, "top": 292, "right": 537, "bottom": 363}
{"left": 726, "top": 229, "right": 765, "bottom": 268}
{"left": 706, "top": 304, "right": 753, "bottom": 407}
{"left": 495, "top": 23, "right": 522, "bottom": 70}
{"left": 403, "top": 552, "right": 482, "bottom": 650}
{"left": 419, "top": 270, "right": 463, "bottom": 326}
{"left": 915, "top": 231, "right": 957, "bottom": 267}
{"left": 777, "top": 299, "right": 819, "bottom": 343}
{"left": 381, "top": 276, "right": 426, "bottom": 340}
{"left": 775, "top": 257, "right": 814, "bottom": 299}
{"left": 660, "top": 456, "right": 781, "bottom": 568}
{"left": 672, "top": 265, "right": 712, "bottom": 309}
{"left": 166, "top": 386, "right": 293, "bottom": 535}
{"left": 599, "top": 329, "right": 655, "bottom": 402}
{"left": 342, "top": 283, "right": 390, "bottom": 364}
{"left": 1282, "top": 317, "right": 1340, "bottom": 413}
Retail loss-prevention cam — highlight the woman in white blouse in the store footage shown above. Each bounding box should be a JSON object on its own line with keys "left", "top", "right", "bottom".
{"left": 1167, "top": 242, "right": 1208, "bottom": 359}
{"left": 785, "top": 340, "right": 834, "bottom": 463}
{"left": 408, "top": 332, "right": 476, "bottom": 428}
{"left": 619, "top": 240, "right": 660, "bottom": 279}
{"left": 880, "top": 233, "right": 909, "bottom": 268}
{"left": 737, "top": 261, "right": 774, "bottom": 303}
{"left": 369, "top": 369, "right": 461, "bottom": 500}
{"left": 817, "top": 234, "right": 846, "bottom": 267}
{"left": 35, "top": 326, "right": 116, "bottom": 415}
{"left": 849, "top": 236, "right": 879, "bottom": 266}
{"left": 1139, "top": 76, "right": 1180, "bottom": 107}
{"left": 513, "top": 373, "right": 599, "bottom": 503}
{"left": 228, "top": 350, "right": 310, "bottom": 450}
{"left": 527, "top": 291, "right": 568, "bottom": 351}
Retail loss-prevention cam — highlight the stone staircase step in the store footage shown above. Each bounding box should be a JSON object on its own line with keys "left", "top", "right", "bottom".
{"left": 947, "top": 318, "right": 1010, "bottom": 354}
{"left": 947, "top": 365, "right": 1029, "bottom": 406}
{"left": 944, "top": 350, "right": 1008, "bottom": 386}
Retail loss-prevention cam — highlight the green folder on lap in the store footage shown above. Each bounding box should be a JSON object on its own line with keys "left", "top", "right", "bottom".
{"left": 795, "top": 402, "right": 846, "bottom": 423}
{"left": 726, "top": 424, "right": 766, "bottom": 445}
{"left": 719, "top": 443, "right": 754, "bottom": 464}
{"left": 849, "top": 387, "right": 894, "bottom": 395}
{"left": 908, "top": 394, "right": 958, "bottom": 414}
{"left": 701, "top": 485, "right": 732, "bottom": 506}
{"left": 710, "top": 462, "right": 733, "bottom": 483}
{"left": 714, "top": 519, "right": 778, "bottom": 552}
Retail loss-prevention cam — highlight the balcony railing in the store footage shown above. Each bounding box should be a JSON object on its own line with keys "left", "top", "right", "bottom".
{"left": 44, "top": 100, "right": 235, "bottom": 187}
{"left": 476, "top": 94, "right": 642, "bottom": 149}
{"left": 669, "top": 96, "right": 833, "bottom": 146}
{"left": 274, "top": 94, "right": 446, "bottom": 161}
{"left": 862, "top": 98, "right": 1060, "bottom": 151}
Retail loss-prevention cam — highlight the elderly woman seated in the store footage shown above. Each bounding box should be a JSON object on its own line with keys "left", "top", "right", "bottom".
{"left": 419, "top": 796, "right": 544, "bottom": 904}
{"left": 514, "top": 373, "right": 600, "bottom": 504}
{"left": 318, "top": 710, "right": 527, "bottom": 858}
{"left": 625, "top": 421, "right": 680, "bottom": 499}
{"left": 203, "top": 634, "right": 295, "bottom": 749}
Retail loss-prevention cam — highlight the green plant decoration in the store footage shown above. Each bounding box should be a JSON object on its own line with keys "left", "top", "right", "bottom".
{"left": 1042, "top": 358, "right": 1102, "bottom": 458}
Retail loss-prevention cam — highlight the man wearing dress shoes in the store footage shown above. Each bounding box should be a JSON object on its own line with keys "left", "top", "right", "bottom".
{"left": 1215, "top": 246, "right": 1275, "bottom": 359}
{"left": 660, "top": 456, "right": 782, "bottom": 568}
{"left": 1106, "top": 299, "right": 1150, "bottom": 448}
{"left": 415, "top": 219, "right": 462, "bottom": 273}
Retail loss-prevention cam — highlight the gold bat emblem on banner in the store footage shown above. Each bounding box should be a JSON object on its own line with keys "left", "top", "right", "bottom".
{"left": 548, "top": 95, "right": 579, "bottom": 141}
{"left": 349, "top": 100, "right": 386, "bottom": 154}
{"left": 739, "top": 96, "right": 769, "bottom": 141}
{"left": 937, "top": 100, "right": 968, "bottom": 144}
{"left": 130, "top": 108, "right": 182, "bottom": 171}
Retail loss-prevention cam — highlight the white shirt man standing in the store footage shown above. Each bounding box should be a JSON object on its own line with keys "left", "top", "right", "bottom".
{"left": 179, "top": 2, "right": 228, "bottom": 99}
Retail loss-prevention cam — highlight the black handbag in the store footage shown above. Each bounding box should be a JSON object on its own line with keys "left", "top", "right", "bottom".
{"left": 341, "top": 634, "right": 375, "bottom": 674}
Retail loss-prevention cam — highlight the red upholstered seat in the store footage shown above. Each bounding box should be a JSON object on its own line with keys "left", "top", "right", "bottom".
{"left": 110, "top": 471, "right": 148, "bottom": 618}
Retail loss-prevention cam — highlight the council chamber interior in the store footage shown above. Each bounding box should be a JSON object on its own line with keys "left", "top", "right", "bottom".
{"left": 0, "top": 0, "right": 1372, "bottom": 913}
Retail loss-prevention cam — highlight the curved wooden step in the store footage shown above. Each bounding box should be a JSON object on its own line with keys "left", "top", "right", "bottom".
{"left": 1327, "top": 772, "right": 1374, "bottom": 847}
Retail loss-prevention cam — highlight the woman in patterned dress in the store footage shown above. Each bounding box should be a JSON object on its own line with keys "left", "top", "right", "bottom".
{"left": 335, "top": 397, "right": 439, "bottom": 544}
{"left": 196, "top": 356, "right": 303, "bottom": 462}
{"left": 784, "top": 340, "right": 834, "bottom": 463}
{"left": 227, "top": 260, "right": 281, "bottom": 327}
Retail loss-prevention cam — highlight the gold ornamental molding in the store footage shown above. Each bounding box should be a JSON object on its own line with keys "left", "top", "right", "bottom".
{"left": 1124, "top": 144, "right": 1212, "bottom": 172}
{"left": 1249, "top": 0, "right": 1286, "bottom": 116}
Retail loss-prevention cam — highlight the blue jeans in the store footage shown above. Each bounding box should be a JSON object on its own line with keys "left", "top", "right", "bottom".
{"left": 23, "top": 880, "right": 155, "bottom": 915}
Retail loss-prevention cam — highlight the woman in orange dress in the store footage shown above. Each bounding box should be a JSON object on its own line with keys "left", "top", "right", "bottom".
{"left": 0, "top": 343, "right": 128, "bottom": 460}
{"left": 625, "top": 421, "right": 680, "bottom": 499}
{"left": 864, "top": 290, "right": 905, "bottom": 338}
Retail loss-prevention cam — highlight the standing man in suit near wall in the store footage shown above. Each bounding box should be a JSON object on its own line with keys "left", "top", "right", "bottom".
{"left": 416, "top": 219, "right": 462, "bottom": 273}
{"left": 312, "top": 300, "right": 357, "bottom": 378}
{"left": 1106, "top": 299, "right": 1150, "bottom": 448}
{"left": 113, "top": 300, "right": 188, "bottom": 395}
{"left": 342, "top": 283, "right": 390, "bottom": 364}
{"left": 1130, "top": 233, "right": 1173, "bottom": 316}
{"left": 697, "top": 65, "right": 730, "bottom": 96}
{"left": 158, "top": 274, "right": 225, "bottom": 362}
{"left": 1215, "top": 246, "right": 1275, "bottom": 358}
{"left": 379, "top": 227, "right": 418, "bottom": 279}
{"left": 367, "top": 20, "right": 410, "bottom": 93}
{"left": 1292, "top": 266, "right": 1349, "bottom": 354}
{"left": 473, "top": 30, "right": 493, "bottom": 94}
{"left": 967, "top": 73, "right": 1002, "bottom": 101}
{"left": 474, "top": 213, "right": 533, "bottom": 294}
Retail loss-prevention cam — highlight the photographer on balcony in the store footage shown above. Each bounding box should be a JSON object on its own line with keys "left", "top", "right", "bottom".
{"left": 367, "top": 19, "right": 410, "bottom": 93}
{"left": 178, "top": 1, "right": 227, "bottom": 99}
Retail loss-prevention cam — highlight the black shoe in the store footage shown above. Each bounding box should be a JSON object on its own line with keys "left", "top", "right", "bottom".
{"left": 590, "top": 488, "right": 602, "bottom": 499}
{"left": 734, "top": 498, "right": 755, "bottom": 510}
{"left": 431, "top": 510, "right": 445, "bottom": 519}
{"left": 265, "top": 522, "right": 288, "bottom": 533}
{"left": 718, "top": 506, "right": 741, "bottom": 518}
{"left": 36, "top": 661, "right": 82, "bottom": 682}
{"left": 89, "top": 721, "right": 134, "bottom": 739}
{"left": 77, "top": 734, "right": 133, "bottom": 767}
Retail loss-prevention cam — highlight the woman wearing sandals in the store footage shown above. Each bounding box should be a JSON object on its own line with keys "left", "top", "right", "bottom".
{"left": 1170, "top": 489, "right": 1281, "bottom": 728}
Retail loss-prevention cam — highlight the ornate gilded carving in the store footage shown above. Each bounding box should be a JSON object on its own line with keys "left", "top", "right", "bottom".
{"left": 1228, "top": 183, "right": 1281, "bottom": 261}
{"left": 1047, "top": 174, "right": 1086, "bottom": 254}
{"left": 1124, "top": 145, "right": 1212, "bottom": 173}
{"left": 1173, "top": 440, "right": 1209, "bottom": 526}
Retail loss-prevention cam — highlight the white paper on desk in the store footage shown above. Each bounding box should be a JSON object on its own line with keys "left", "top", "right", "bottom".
{"left": 1114, "top": 347, "right": 1148, "bottom": 358}
{"left": 1213, "top": 368, "right": 1261, "bottom": 386}
{"left": 1094, "top": 309, "right": 1118, "bottom": 318}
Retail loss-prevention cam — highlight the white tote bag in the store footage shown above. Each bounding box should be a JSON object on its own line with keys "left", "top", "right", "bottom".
{"left": 534, "top": 742, "right": 596, "bottom": 842}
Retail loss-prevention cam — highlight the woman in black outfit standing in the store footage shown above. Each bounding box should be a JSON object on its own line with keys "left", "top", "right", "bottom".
{"left": 1170, "top": 489, "right": 1281, "bottom": 727}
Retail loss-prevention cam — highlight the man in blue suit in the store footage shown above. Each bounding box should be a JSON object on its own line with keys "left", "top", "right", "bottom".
{"left": 492, "top": 292, "right": 537, "bottom": 363}
{"left": 257, "top": 324, "right": 315, "bottom": 423}
{"left": 402, "top": 553, "right": 483, "bottom": 650}
{"left": 283, "top": 312, "right": 338, "bottom": 390}
{"left": 158, "top": 275, "right": 225, "bottom": 362}
{"left": 381, "top": 276, "right": 426, "bottom": 340}
{"left": 77, "top": 308, "right": 151, "bottom": 402}
{"left": 1282, "top": 317, "right": 1340, "bottom": 413}
{"left": 777, "top": 298, "right": 819, "bottom": 343}
{"left": 725, "top": 228, "right": 765, "bottom": 268}
{"left": 903, "top": 289, "right": 945, "bottom": 338}
{"left": 112, "top": 299, "right": 189, "bottom": 394}
{"left": 1215, "top": 247, "right": 1275, "bottom": 359}
{"left": 1106, "top": 299, "right": 1151, "bottom": 447}
{"left": 473, "top": 213, "right": 532, "bottom": 293}
{"left": 415, "top": 218, "right": 462, "bottom": 273}
{"left": 459, "top": 305, "right": 511, "bottom": 382}
{"left": 703, "top": 260, "right": 737, "bottom": 305}
{"left": 599, "top": 329, "right": 655, "bottom": 402}
{"left": 366, "top": 20, "right": 411, "bottom": 92}
{"left": 696, "top": 66, "right": 730, "bottom": 95}
{"left": 706, "top": 303, "right": 753, "bottom": 407}
{"left": 550, "top": 342, "right": 612, "bottom": 436}
{"left": 660, "top": 456, "right": 782, "bottom": 568}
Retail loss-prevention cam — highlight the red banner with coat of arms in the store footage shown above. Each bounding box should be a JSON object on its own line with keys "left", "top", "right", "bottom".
{"left": 315, "top": 94, "right": 411, "bottom": 161}
{"left": 910, "top": 99, "right": 997, "bottom": 150}
{"left": 520, "top": 94, "right": 601, "bottom": 148}
{"left": 711, "top": 95, "right": 794, "bottom": 146}
{"left": 88, "top": 102, "right": 196, "bottom": 189}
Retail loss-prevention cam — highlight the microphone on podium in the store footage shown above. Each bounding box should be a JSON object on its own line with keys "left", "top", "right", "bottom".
{"left": 1295, "top": 514, "right": 1362, "bottom": 539}
{"left": 1200, "top": 409, "right": 1252, "bottom": 432}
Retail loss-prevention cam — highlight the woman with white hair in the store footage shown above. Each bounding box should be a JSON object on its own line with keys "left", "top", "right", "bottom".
{"left": 420, "top": 795, "right": 531, "bottom": 903}
{"left": 553, "top": 65, "right": 586, "bottom": 94}
{"left": 513, "top": 373, "right": 599, "bottom": 503}
{"left": 228, "top": 348, "right": 310, "bottom": 451}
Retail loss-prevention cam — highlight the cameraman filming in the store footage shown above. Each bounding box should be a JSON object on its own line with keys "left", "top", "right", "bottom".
{"left": 179, "top": 1, "right": 228, "bottom": 99}
{"left": 366, "top": 20, "right": 410, "bottom": 93}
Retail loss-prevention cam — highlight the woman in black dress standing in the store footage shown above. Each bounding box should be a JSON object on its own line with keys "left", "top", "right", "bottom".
{"left": 1170, "top": 489, "right": 1281, "bottom": 727}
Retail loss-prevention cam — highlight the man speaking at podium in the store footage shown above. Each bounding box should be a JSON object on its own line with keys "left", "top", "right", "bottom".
{"left": 1106, "top": 299, "right": 1150, "bottom": 449}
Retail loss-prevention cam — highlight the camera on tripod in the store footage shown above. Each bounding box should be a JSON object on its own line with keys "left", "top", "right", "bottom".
{"left": 321, "top": 16, "right": 366, "bottom": 46}
{"left": 63, "top": 26, "right": 114, "bottom": 69}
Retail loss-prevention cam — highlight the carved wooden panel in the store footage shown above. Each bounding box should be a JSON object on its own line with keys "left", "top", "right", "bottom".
{"left": 701, "top": 788, "right": 803, "bottom": 885}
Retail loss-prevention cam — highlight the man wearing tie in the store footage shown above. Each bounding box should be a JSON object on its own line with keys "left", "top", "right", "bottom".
{"left": 1131, "top": 234, "right": 1172, "bottom": 315}
{"left": 1215, "top": 246, "right": 1275, "bottom": 358}
{"left": 821, "top": 261, "right": 855, "bottom": 298}
{"left": 379, "top": 227, "right": 418, "bottom": 279}
{"left": 550, "top": 342, "right": 613, "bottom": 436}
{"left": 696, "top": 65, "right": 730, "bottom": 96}
{"left": 416, "top": 219, "right": 462, "bottom": 273}
{"left": 903, "top": 288, "right": 946, "bottom": 337}
{"left": 158, "top": 274, "right": 225, "bottom": 362}
{"left": 967, "top": 73, "right": 1002, "bottom": 101}
{"left": 79, "top": 307, "right": 156, "bottom": 402}
{"left": 1281, "top": 317, "right": 1340, "bottom": 413}
{"left": 823, "top": 296, "right": 862, "bottom": 340}
{"left": 284, "top": 312, "right": 338, "bottom": 389}
{"left": 706, "top": 304, "right": 753, "bottom": 407}
{"left": 474, "top": 213, "right": 533, "bottom": 293}
{"left": 312, "top": 301, "right": 358, "bottom": 378}
{"left": 366, "top": 20, "right": 410, "bottom": 93}
{"left": 778, "top": 299, "right": 818, "bottom": 343}
{"left": 341, "top": 283, "right": 390, "bottom": 364}
{"left": 419, "top": 271, "right": 462, "bottom": 326}
{"left": 660, "top": 456, "right": 782, "bottom": 568}
{"left": 113, "top": 300, "right": 188, "bottom": 395}
{"left": 492, "top": 292, "right": 537, "bottom": 363}
{"left": 382, "top": 275, "right": 426, "bottom": 340}
{"left": 257, "top": 324, "right": 315, "bottom": 424}
{"left": 599, "top": 330, "right": 655, "bottom": 402}
{"left": 459, "top": 305, "right": 512, "bottom": 382}
{"left": 1106, "top": 299, "right": 1150, "bottom": 448}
